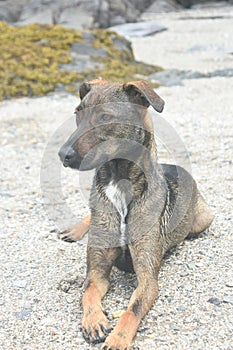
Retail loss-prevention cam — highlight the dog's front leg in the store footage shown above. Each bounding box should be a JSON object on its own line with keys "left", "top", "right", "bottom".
{"left": 82, "top": 246, "right": 120, "bottom": 344}
{"left": 102, "top": 237, "right": 162, "bottom": 350}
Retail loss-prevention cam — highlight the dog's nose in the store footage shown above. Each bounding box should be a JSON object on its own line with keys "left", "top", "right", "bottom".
{"left": 58, "top": 146, "right": 76, "bottom": 167}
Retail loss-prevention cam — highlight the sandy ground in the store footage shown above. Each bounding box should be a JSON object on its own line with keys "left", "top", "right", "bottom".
{"left": 0, "top": 4, "right": 233, "bottom": 350}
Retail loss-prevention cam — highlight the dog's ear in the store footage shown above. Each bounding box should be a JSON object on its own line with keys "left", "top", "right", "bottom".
{"left": 123, "top": 80, "right": 165, "bottom": 113}
{"left": 79, "top": 77, "right": 108, "bottom": 100}
{"left": 79, "top": 82, "right": 91, "bottom": 100}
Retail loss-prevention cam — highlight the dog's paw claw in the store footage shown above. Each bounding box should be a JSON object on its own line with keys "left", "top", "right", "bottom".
{"left": 82, "top": 323, "right": 111, "bottom": 344}
{"left": 101, "top": 324, "right": 112, "bottom": 336}
{"left": 57, "top": 230, "right": 77, "bottom": 243}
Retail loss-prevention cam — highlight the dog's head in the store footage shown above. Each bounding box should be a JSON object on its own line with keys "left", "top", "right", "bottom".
{"left": 59, "top": 78, "right": 164, "bottom": 170}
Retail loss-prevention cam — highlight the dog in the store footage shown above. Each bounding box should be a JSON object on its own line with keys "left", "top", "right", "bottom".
{"left": 58, "top": 78, "right": 214, "bottom": 350}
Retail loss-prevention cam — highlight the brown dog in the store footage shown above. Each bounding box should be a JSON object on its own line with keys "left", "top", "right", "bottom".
{"left": 58, "top": 78, "right": 213, "bottom": 349}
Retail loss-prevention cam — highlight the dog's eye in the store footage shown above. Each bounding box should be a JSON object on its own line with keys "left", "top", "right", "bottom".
{"left": 74, "top": 106, "right": 83, "bottom": 117}
{"left": 100, "top": 114, "right": 112, "bottom": 122}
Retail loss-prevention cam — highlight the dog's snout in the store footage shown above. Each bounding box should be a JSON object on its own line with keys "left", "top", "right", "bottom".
{"left": 59, "top": 145, "right": 76, "bottom": 167}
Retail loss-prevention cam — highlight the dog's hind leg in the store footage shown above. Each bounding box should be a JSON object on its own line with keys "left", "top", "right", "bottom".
{"left": 58, "top": 214, "right": 91, "bottom": 242}
{"left": 188, "top": 191, "right": 214, "bottom": 238}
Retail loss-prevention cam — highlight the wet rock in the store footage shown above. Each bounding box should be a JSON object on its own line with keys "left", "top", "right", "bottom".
{"left": 109, "top": 21, "right": 167, "bottom": 38}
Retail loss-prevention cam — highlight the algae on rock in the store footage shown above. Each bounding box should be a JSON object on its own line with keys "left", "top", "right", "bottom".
{"left": 0, "top": 22, "right": 162, "bottom": 100}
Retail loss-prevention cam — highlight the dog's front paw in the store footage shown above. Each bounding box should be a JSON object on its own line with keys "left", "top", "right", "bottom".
{"left": 58, "top": 215, "right": 91, "bottom": 242}
{"left": 101, "top": 331, "right": 131, "bottom": 350}
{"left": 57, "top": 228, "right": 78, "bottom": 242}
{"left": 82, "top": 311, "right": 111, "bottom": 344}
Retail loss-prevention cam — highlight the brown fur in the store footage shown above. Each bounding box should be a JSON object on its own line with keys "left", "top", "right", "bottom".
{"left": 58, "top": 78, "right": 214, "bottom": 349}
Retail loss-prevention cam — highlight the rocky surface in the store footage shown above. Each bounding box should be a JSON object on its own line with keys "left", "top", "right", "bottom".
{"left": 0, "top": 3, "right": 233, "bottom": 350}
{"left": 0, "top": 0, "right": 233, "bottom": 28}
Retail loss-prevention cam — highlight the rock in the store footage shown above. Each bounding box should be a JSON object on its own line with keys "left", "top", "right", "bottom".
{"left": 2, "top": 0, "right": 232, "bottom": 29}
{"left": 177, "top": 305, "right": 187, "bottom": 311}
{"left": 223, "top": 296, "right": 233, "bottom": 305}
{"left": 0, "top": 0, "right": 29, "bottom": 22}
{"left": 138, "top": 327, "right": 150, "bottom": 333}
{"left": 61, "top": 56, "right": 104, "bottom": 74}
{"left": 109, "top": 21, "right": 167, "bottom": 38}
{"left": 111, "top": 34, "right": 132, "bottom": 53}
{"left": 57, "top": 280, "right": 71, "bottom": 293}
{"left": 18, "top": 0, "right": 96, "bottom": 29}
{"left": 177, "top": 0, "right": 193, "bottom": 7}
{"left": 184, "top": 284, "right": 193, "bottom": 291}
{"left": 226, "top": 280, "right": 233, "bottom": 287}
{"left": 72, "top": 42, "right": 107, "bottom": 58}
{"left": 149, "top": 69, "right": 187, "bottom": 86}
{"left": 13, "top": 279, "right": 27, "bottom": 288}
{"left": 225, "top": 321, "right": 233, "bottom": 331}
{"left": 144, "top": 0, "right": 182, "bottom": 13}
{"left": 149, "top": 68, "right": 233, "bottom": 86}
{"left": 112, "top": 309, "right": 124, "bottom": 319}
{"left": 15, "top": 308, "right": 32, "bottom": 319}
{"left": 187, "top": 262, "right": 196, "bottom": 270}
{"left": 207, "top": 297, "right": 221, "bottom": 306}
{"left": 188, "top": 44, "right": 233, "bottom": 54}
{"left": 59, "top": 7, "right": 94, "bottom": 30}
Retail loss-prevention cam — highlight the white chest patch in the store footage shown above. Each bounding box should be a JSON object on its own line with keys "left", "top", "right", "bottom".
{"left": 105, "top": 181, "right": 128, "bottom": 246}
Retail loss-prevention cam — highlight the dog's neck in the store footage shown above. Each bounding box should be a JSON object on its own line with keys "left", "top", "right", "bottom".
{"left": 96, "top": 158, "right": 150, "bottom": 246}
{"left": 96, "top": 159, "right": 149, "bottom": 200}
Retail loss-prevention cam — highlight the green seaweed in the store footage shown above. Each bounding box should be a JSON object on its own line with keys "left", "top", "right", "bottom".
{"left": 0, "top": 22, "right": 162, "bottom": 100}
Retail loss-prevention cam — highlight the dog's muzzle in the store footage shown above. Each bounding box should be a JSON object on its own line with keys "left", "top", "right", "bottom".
{"left": 58, "top": 144, "right": 82, "bottom": 169}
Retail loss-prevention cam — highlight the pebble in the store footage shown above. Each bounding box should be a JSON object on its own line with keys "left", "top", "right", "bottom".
{"left": 112, "top": 310, "right": 124, "bottom": 319}
{"left": 225, "top": 321, "right": 233, "bottom": 331}
{"left": 184, "top": 284, "right": 193, "bottom": 291}
{"left": 15, "top": 308, "right": 32, "bottom": 319}
{"left": 138, "top": 327, "right": 150, "bottom": 333}
{"left": 57, "top": 280, "right": 72, "bottom": 293}
{"left": 225, "top": 280, "right": 233, "bottom": 288}
{"left": 177, "top": 305, "right": 186, "bottom": 311}
{"left": 223, "top": 296, "right": 233, "bottom": 305}
{"left": 207, "top": 297, "right": 221, "bottom": 306}
{"left": 65, "top": 294, "right": 76, "bottom": 304}
{"left": 13, "top": 280, "right": 27, "bottom": 288}
{"left": 165, "top": 296, "right": 172, "bottom": 303}
{"left": 187, "top": 262, "right": 196, "bottom": 270}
